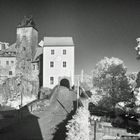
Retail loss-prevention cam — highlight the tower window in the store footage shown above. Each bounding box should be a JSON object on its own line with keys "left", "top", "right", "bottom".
{"left": 6, "top": 61, "right": 9, "bottom": 65}
{"left": 2, "top": 44, "right": 5, "bottom": 50}
{"left": 33, "top": 64, "right": 35, "bottom": 70}
{"left": 9, "top": 71, "right": 12, "bottom": 75}
{"left": 50, "top": 61, "right": 54, "bottom": 67}
{"left": 50, "top": 77, "right": 54, "bottom": 85}
{"left": 23, "top": 47, "right": 26, "bottom": 51}
{"left": 51, "top": 49, "right": 54, "bottom": 55}
{"left": 63, "top": 61, "right": 66, "bottom": 67}
{"left": 63, "top": 49, "right": 66, "bottom": 55}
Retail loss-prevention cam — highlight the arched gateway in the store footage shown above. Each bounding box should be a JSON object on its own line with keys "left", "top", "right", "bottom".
{"left": 60, "top": 78, "right": 70, "bottom": 89}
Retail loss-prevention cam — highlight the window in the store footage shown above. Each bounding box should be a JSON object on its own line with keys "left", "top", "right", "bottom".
{"left": 63, "top": 61, "right": 66, "bottom": 67}
{"left": 6, "top": 61, "right": 9, "bottom": 65}
{"left": 51, "top": 49, "right": 54, "bottom": 55}
{"left": 33, "top": 64, "right": 35, "bottom": 70}
{"left": 50, "top": 77, "right": 54, "bottom": 85}
{"left": 11, "top": 61, "right": 14, "bottom": 64}
{"left": 9, "top": 71, "right": 12, "bottom": 75}
{"left": 2, "top": 44, "right": 5, "bottom": 50}
{"left": 50, "top": 61, "right": 54, "bottom": 67}
{"left": 63, "top": 49, "right": 66, "bottom": 55}
{"left": 23, "top": 47, "right": 26, "bottom": 51}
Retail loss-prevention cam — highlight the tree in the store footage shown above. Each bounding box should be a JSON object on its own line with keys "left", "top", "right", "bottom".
{"left": 129, "top": 71, "right": 140, "bottom": 107}
{"left": 135, "top": 38, "right": 140, "bottom": 60}
{"left": 92, "top": 57, "right": 133, "bottom": 110}
{"left": 136, "top": 71, "right": 140, "bottom": 88}
{"left": 66, "top": 107, "right": 90, "bottom": 140}
{"left": 127, "top": 72, "right": 137, "bottom": 90}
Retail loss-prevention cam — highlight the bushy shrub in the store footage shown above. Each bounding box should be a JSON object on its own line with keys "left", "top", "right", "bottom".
{"left": 38, "top": 87, "right": 52, "bottom": 99}
{"left": 5, "top": 95, "right": 36, "bottom": 109}
{"left": 92, "top": 57, "right": 133, "bottom": 110}
{"left": 66, "top": 107, "right": 90, "bottom": 140}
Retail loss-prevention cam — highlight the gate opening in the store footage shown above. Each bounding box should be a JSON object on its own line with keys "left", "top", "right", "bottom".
{"left": 60, "top": 78, "right": 70, "bottom": 89}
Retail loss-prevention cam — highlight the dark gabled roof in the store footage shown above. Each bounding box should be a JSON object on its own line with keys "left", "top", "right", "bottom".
{"left": 0, "top": 43, "right": 16, "bottom": 57}
{"left": 7, "top": 43, "right": 17, "bottom": 52}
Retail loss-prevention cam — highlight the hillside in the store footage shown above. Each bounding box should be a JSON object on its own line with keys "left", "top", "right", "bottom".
{"left": 0, "top": 86, "right": 77, "bottom": 140}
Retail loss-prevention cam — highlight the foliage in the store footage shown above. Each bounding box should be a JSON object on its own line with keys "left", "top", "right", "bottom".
{"left": 90, "top": 88, "right": 104, "bottom": 105}
{"left": 111, "top": 111, "right": 140, "bottom": 134}
{"left": 136, "top": 71, "right": 140, "bottom": 88}
{"left": 133, "top": 88, "right": 140, "bottom": 106}
{"left": 126, "top": 71, "right": 140, "bottom": 107}
{"left": 6, "top": 95, "right": 36, "bottom": 109}
{"left": 80, "top": 82, "right": 91, "bottom": 92}
{"left": 38, "top": 87, "right": 52, "bottom": 99}
{"left": 90, "top": 59, "right": 140, "bottom": 133}
{"left": 0, "top": 76, "right": 38, "bottom": 108}
{"left": 66, "top": 107, "right": 90, "bottom": 140}
{"left": 82, "top": 74, "right": 93, "bottom": 89}
{"left": 112, "top": 116, "right": 125, "bottom": 128}
{"left": 92, "top": 57, "right": 133, "bottom": 110}
{"left": 127, "top": 72, "right": 137, "bottom": 90}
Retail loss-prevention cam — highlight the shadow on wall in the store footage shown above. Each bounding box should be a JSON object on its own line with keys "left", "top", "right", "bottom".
{"left": 0, "top": 106, "right": 43, "bottom": 140}
{"left": 38, "top": 54, "right": 43, "bottom": 88}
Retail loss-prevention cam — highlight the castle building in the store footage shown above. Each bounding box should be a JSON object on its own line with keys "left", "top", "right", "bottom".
{"left": 43, "top": 37, "right": 75, "bottom": 89}
{"left": 0, "top": 17, "right": 75, "bottom": 89}
{"left": 0, "top": 42, "right": 16, "bottom": 79}
{"left": 0, "top": 16, "right": 40, "bottom": 83}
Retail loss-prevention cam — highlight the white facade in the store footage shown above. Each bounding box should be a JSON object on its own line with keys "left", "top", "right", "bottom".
{"left": 0, "top": 56, "right": 16, "bottom": 78}
{"left": 43, "top": 37, "right": 74, "bottom": 89}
